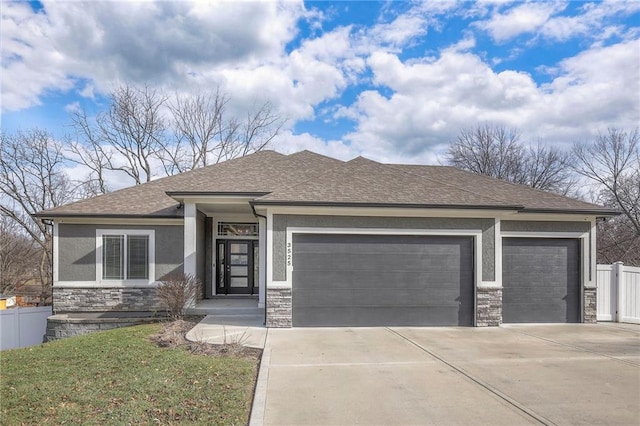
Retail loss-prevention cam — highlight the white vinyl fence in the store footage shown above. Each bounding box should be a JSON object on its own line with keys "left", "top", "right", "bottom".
{"left": 597, "top": 263, "right": 640, "bottom": 324}
{"left": 0, "top": 306, "right": 52, "bottom": 350}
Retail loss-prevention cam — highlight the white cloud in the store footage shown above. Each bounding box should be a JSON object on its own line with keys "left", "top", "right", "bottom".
{"left": 476, "top": 1, "right": 566, "bottom": 42}
{"left": 1, "top": 0, "right": 638, "bottom": 170}
{"left": 273, "top": 130, "right": 358, "bottom": 160}
{"left": 340, "top": 37, "right": 639, "bottom": 159}
{"left": 64, "top": 102, "right": 80, "bottom": 113}
{"left": 476, "top": 0, "right": 640, "bottom": 44}
{"left": 540, "top": 1, "right": 640, "bottom": 42}
{"left": 1, "top": 0, "right": 306, "bottom": 111}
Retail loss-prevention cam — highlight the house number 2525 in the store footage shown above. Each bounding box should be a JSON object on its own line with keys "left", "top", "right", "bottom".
{"left": 286, "top": 242, "right": 292, "bottom": 267}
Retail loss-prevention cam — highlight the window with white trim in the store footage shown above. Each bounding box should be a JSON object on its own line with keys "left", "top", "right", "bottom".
{"left": 97, "top": 230, "right": 154, "bottom": 281}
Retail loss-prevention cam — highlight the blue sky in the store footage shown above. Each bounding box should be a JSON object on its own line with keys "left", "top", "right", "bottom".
{"left": 2, "top": 0, "right": 639, "bottom": 171}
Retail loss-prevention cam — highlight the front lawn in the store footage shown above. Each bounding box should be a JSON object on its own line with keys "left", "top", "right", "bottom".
{"left": 0, "top": 323, "right": 260, "bottom": 425}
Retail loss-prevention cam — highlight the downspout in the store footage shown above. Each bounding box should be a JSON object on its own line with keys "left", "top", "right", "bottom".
{"left": 250, "top": 202, "right": 268, "bottom": 326}
{"left": 41, "top": 219, "right": 54, "bottom": 312}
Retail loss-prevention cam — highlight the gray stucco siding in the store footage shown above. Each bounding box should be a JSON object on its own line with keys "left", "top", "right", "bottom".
{"left": 501, "top": 220, "right": 590, "bottom": 233}
{"left": 196, "top": 211, "right": 206, "bottom": 283}
{"left": 58, "top": 224, "right": 184, "bottom": 282}
{"left": 272, "top": 215, "right": 495, "bottom": 282}
{"left": 58, "top": 224, "right": 96, "bottom": 281}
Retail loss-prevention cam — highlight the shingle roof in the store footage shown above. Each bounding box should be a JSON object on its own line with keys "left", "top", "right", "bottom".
{"left": 37, "top": 149, "right": 617, "bottom": 218}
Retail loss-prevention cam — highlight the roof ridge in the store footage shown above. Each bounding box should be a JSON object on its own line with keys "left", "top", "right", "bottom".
{"left": 253, "top": 154, "right": 349, "bottom": 200}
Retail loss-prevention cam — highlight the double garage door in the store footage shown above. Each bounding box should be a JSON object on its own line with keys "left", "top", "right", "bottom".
{"left": 292, "top": 234, "right": 474, "bottom": 327}
{"left": 291, "top": 233, "right": 581, "bottom": 326}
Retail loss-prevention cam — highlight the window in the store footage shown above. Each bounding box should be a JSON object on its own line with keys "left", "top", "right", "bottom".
{"left": 217, "top": 222, "right": 258, "bottom": 237}
{"left": 102, "top": 235, "right": 124, "bottom": 279}
{"left": 98, "top": 230, "right": 153, "bottom": 282}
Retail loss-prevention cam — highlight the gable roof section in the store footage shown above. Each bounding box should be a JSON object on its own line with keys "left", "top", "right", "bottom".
{"left": 253, "top": 156, "right": 518, "bottom": 209}
{"left": 391, "top": 164, "right": 610, "bottom": 214}
{"left": 38, "top": 150, "right": 339, "bottom": 217}
{"left": 37, "top": 149, "right": 617, "bottom": 218}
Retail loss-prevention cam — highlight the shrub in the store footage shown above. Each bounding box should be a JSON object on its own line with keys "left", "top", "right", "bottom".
{"left": 156, "top": 273, "right": 200, "bottom": 319}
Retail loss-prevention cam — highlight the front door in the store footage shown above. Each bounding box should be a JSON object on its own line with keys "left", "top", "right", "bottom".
{"left": 216, "top": 240, "right": 258, "bottom": 295}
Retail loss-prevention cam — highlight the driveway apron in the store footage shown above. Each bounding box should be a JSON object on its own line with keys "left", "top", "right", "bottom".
{"left": 252, "top": 325, "right": 640, "bottom": 426}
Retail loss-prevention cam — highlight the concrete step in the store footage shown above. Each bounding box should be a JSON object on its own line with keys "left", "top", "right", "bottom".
{"left": 184, "top": 306, "right": 264, "bottom": 316}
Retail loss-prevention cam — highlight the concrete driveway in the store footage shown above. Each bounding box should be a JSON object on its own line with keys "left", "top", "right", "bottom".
{"left": 251, "top": 323, "right": 639, "bottom": 425}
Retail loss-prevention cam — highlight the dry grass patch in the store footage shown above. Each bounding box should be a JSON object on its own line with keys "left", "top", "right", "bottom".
{"left": 1, "top": 321, "right": 261, "bottom": 425}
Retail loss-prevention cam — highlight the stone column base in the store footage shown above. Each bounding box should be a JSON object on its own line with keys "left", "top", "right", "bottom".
{"left": 584, "top": 287, "right": 597, "bottom": 323}
{"left": 477, "top": 287, "right": 502, "bottom": 326}
{"left": 266, "top": 286, "right": 292, "bottom": 327}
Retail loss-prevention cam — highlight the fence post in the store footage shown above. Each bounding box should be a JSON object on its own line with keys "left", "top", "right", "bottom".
{"left": 614, "top": 261, "right": 624, "bottom": 323}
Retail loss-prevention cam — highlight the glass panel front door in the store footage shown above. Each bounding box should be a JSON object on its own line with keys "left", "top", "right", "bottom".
{"left": 216, "top": 240, "right": 258, "bottom": 294}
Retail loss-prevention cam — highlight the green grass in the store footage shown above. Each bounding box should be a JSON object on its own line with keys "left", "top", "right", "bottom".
{"left": 0, "top": 324, "right": 259, "bottom": 425}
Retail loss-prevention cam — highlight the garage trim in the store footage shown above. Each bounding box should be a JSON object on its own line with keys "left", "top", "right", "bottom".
{"left": 500, "top": 230, "right": 589, "bottom": 322}
{"left": 283, "top": 227, "right": 483, "bottom": 326}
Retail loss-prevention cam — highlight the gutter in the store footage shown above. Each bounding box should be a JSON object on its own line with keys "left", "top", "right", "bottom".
{"left": 33, "top": 213, "right": 184, "bottom": 219}
{"left": 250, "top": 200, "right": 620, "bottom": 216}
{"left": 250, "top": 200, "right": 524, "bottom": 210}
{"left": 166, "top": 191, "right": 269, "bottom": 198}
{"left": 40, "top": 219, "right": 55, "bottom": 313}
{"left": 518, "top": 208, "right": 621, "bottom": 216}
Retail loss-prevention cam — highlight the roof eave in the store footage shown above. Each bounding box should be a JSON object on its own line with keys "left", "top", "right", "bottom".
{"left": 166, "top": 191, "right": 270, "bottom": 197}
{"left": 518, "top": 208, "right": 621, "bottom": 216}
{"left": 250, "top": 200, "right": 523, "bottom": 210}
{"left": 33, "top": 213, "right": 184, "bottom": 219}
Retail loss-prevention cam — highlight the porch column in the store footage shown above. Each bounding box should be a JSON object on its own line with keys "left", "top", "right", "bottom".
{"left": 183, "top": 202, "right": 197, "bottom": 276}
{"left": 258, "top": 217, "right": 266, "bottom": 308}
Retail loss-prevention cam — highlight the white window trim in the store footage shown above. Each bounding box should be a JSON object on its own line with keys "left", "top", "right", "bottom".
{"left": 500, "top": 230, "right": 591, "bottom": 323}
{"left": 96, "top": 229, "right": 155, "bottom": 286}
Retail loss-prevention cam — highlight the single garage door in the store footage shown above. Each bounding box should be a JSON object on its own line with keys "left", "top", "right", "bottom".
{"left": 502, "top": 238, "right": 580, "bottom": 323}
{"left": 292, "top": 234, "right": 474, "bottom": 327}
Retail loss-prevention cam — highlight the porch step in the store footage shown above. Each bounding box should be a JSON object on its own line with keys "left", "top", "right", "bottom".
{"left": 185, "top": 307, "right": 264, "bottom": 316}
{"left": 185, "top": 298, "right": 263, "bottom": 317}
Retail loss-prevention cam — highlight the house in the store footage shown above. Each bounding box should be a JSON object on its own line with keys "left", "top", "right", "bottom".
{"left": 36, "top": 150, "right": 617, "bottom": 327}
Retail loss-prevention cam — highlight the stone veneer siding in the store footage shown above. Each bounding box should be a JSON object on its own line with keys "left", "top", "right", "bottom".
{"left": 583, "top": 287, "right": 597, "bottom": 323}
{"left": 53, "top": 287, "right": 163, "bottom": 313}
{"left": 46, "top": 315, "right": 160, "bottom": 341}
{"left": 476, "top": 287, "right": 502, "bottom": 326}
{"left": 266, "top": 286, "right": 292, "bottom": 327}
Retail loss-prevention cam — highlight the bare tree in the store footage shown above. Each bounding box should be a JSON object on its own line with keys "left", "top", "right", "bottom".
{"left": 160, "top": 92, "right": 283, "bottom": 175}
{"left": 0, "top": 216, "right": 41, "bottom": 296}
{"left": 160, "top": 89, "right": 228, "bottom": 175}
{"left": 0, "top": 129, "right": 74, "bottom": 299}
{"left": 70, "top": 84, "right": 167, "bottom": 186}
{"left": 573, "top": 128, "right": 640, "bottom": 265}
{"left": 445, "top": 124, "right": 577, "bottom": 195}
{"left": 522, "top": 143, "right": 578, "bottom": 196}
{"left": 70, "top": 84, "right": 284, "bottom": 186}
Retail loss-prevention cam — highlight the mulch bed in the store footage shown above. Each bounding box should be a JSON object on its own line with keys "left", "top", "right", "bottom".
{"left": 150, "top": 316, "right": 262, "bottom": 359}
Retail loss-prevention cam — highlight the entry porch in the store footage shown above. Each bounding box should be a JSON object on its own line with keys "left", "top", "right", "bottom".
{"left": 178, "top": 196, "right": 267, "bottom": 309}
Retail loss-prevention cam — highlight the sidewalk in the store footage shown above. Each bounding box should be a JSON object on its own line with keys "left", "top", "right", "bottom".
{"left": 185, "top": 314, "right": 267, "bottom": 349}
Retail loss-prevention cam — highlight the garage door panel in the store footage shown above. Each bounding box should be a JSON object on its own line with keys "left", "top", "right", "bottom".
{"left": 503, "top": 238, "right": 580, "bottom": 323}
{"left": 292, "top": 234, "right": 474, "bottom": 327}
{"left": 294, "top": 288, "right": 468, "bottom": 307}
{"left": 502, "top": 303, "right": 575, "bottom": 323}
{"left": 292, "top": 270, "right": 467, "bottom": 291}
{"left": 295, "top": 235, "right": 464, "bottom": 253}
{"left": 294, "top": 252, "right": 462, "bottom": 272}
{"left": 295, "top": 306, "right": 467, "bottom": 327}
